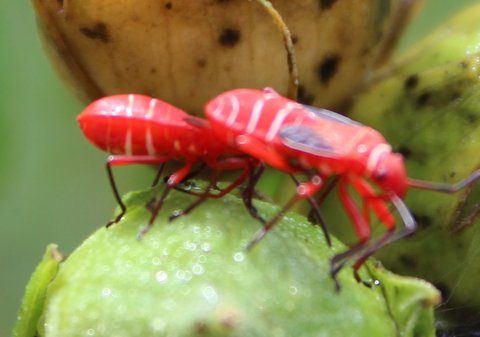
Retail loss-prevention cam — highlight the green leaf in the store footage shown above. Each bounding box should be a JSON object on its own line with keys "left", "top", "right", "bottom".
{"left": 12, "top": 244, "right": 63, "bottom": 337}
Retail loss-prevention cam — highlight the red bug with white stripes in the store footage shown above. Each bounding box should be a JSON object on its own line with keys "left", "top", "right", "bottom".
{"left": 77, "top": 94, "right": 259, "bottom": 236}
{"left": 204, "top": 88, "right": 480, "bottom": 286}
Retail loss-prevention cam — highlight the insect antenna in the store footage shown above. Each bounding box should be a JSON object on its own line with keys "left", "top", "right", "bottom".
{"left": 407, "top": 169, "right": 480, "bottom": 193}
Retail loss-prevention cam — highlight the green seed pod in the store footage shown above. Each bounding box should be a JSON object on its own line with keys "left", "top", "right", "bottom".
{"left": 348, "top": 3, "right": 480, "bottom": 319}
{"left": 31, "top": 0, "right": 420, "bottom": 114}
{"left": 13, "top": 188, "right": 439, "bottom": 337}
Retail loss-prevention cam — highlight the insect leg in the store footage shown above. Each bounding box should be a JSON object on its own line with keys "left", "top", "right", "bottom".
{"left": 151, "top": 163, "right": 166, "bottom": 187}
{"left": 331, "top": 178, "right": 371, "bottom": 290}
{"left": 246, "top": 175, "right": 324, "bottom": 250}
{"left": 105, "top": 155, "right": 170, "bottom": 227}
{"left": 307, "top": 176, "right": 339, "bottom": 224}
{"left": 290, "top": 174, "right": 332, "bottom": 247}
{"left": 235, "top": 135, "right": 298, "bottom": 173}
{"left": 350, "top": 178, "right": 395, "bottom": 230}
{"left": 348, "top": 194, "right": 416, "bottom": 282}
{"left": 175, "top": 158, "right": 254, "bottom": 198}
{"left": 137, "top": 185, "right": 173, "bottom": 239}
{"left": 165, "top": 161, "right": 195, "bottom": 186}
{"left": 242, "top": 163, "right": 267, "bottom": 224}
{"left": 337, "top": 178, "right": 371, "bottom": 243}
{"left": 205, "top": 158, "right": 254, "bottom": 198}
{"left": 138, "top": 161, "right": 195, "bottom": 238}
{"left": 168, "top": 170, "right": 221, "bottom": 222}
{"left": 169, "top": 158, "right": 258, "bottom": 222}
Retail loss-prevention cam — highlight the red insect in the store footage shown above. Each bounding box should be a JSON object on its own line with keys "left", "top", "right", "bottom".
{"left": 204, "top": 88, "right": 480, "bottom": 287}
{"left": 77, "top": 94, "right": 259, "bottom": 236}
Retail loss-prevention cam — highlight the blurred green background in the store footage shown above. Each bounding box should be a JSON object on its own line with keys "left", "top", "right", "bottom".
{"left": 0, "top": 1, "right": 478, "bottom": 335}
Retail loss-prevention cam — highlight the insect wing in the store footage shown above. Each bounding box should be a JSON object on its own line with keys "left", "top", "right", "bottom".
{"left": 184, "top": 116, "right": 210, "bottom": 129}
{"left": 303, "top": 105, "right": 362, "bottom": 126}
{"left": 279, "top": 124, "right": 341, "bottom": 157}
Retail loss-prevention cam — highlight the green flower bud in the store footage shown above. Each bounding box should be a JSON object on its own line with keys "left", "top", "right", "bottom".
{"left": 13, "top": 188, "right": 439, "bottom": 337}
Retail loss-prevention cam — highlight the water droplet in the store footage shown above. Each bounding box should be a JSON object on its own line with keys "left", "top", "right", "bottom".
{"left": 201, "top": 242, "right": 211, "bottom": 252}
{"left": 156, "top": 271, "right": 168, "bottom": 283}
{"left": 289, "top": 286, "right": 298, "bottom": 295}
{"left": 152, "top": 257, "right": 161, "bottom": 266}
{"left": 184, "top": 240, "right": 197, "bottom": 251}
{"left": 179, "top": 181, "right": 194, "bottom": 191}
{"left": 176, "top": 270, "right": 185, "bottom": 280}
{"left": 86, "top": 328, "right": 96, "bottom": 336}
{"left": 192, "top": 264, "right": 205, "bottom": 275}
{"left": 162, "top": 248, "right": 169, "bottom": 256}
{"left": 101, "top": 288, "right": 112, "bottom": 297}
{"left": 192, "top": 225, "right": 201, "bottom": 234}
{"left": 202, "top": 286, "right": 218, "bottom": 303}
{"left": 176, "top": 270, "right": 192, "bottom": 283}
{"left": 171, "top": 209, "right": 182, "bottom": 217}
{"left": 233, "top": 252, "right": 245, "bottom": 263}
{"left": 198, "top": 255, "right": 207, "bottom": 263}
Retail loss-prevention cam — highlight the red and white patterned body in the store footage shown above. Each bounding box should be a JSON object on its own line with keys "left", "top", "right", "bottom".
{"left": 78, "top": 94, "right": 232, "bottom": 164}
{"left": 205, "top": 88, "right": 407, "bottom": 197}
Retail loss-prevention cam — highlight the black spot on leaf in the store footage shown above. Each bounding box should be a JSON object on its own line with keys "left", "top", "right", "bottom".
{"left": 416, "top": 92, "right": 431, "bottom": 107}
{"left": 218, "top": 28, "right": 241, "bottom": 47}
{"left": 79, "top": 22, "right": 110, "bottom": 43}
{"left": 319, "top": 0, "right": 337, "bottom": 10}
{"left": 297, "top": 85, "right": 315, "bottom": 105}
{"left": 404, "top": 74, "right": 419, "bottom": 91}
{"left": 316, "top": 55, "right": 341, "bottom": 85}
{"left": 412, "top": 212, "right": 432, "bottom": 228}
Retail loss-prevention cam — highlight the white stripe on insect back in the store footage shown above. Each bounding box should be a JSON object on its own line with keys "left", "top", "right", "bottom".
{"left": 265, "top": 102, "right": 297, "bottom": 141}
{"left": 245, "top": 93, "right": 278, "bottom": 134}
{"left": 145, "top": 98, "right": 158, "bottom": 120}
{"left": 225, "top": 94, "right": 240, "bottom": 126}
{"left": 145, "top": 126, "right": 156, "bottom": 156}
{"left": 124, "top": 128, "right": 133, "bottom": 156}
{"left": 211, "top": 95, "right": 225, "bottom": 118}
{"left": 366, "top": 143, "right": 392, "bottom": 175}
{"left": 126, "top": 94, "right": 135, "bottom": 117}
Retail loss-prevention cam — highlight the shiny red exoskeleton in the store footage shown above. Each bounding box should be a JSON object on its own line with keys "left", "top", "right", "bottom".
{"left": 78, "top": 94, "right": 258, "bottom": 236}
{"left": 205, "top": 88, "right": 480, "bottom": 286}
